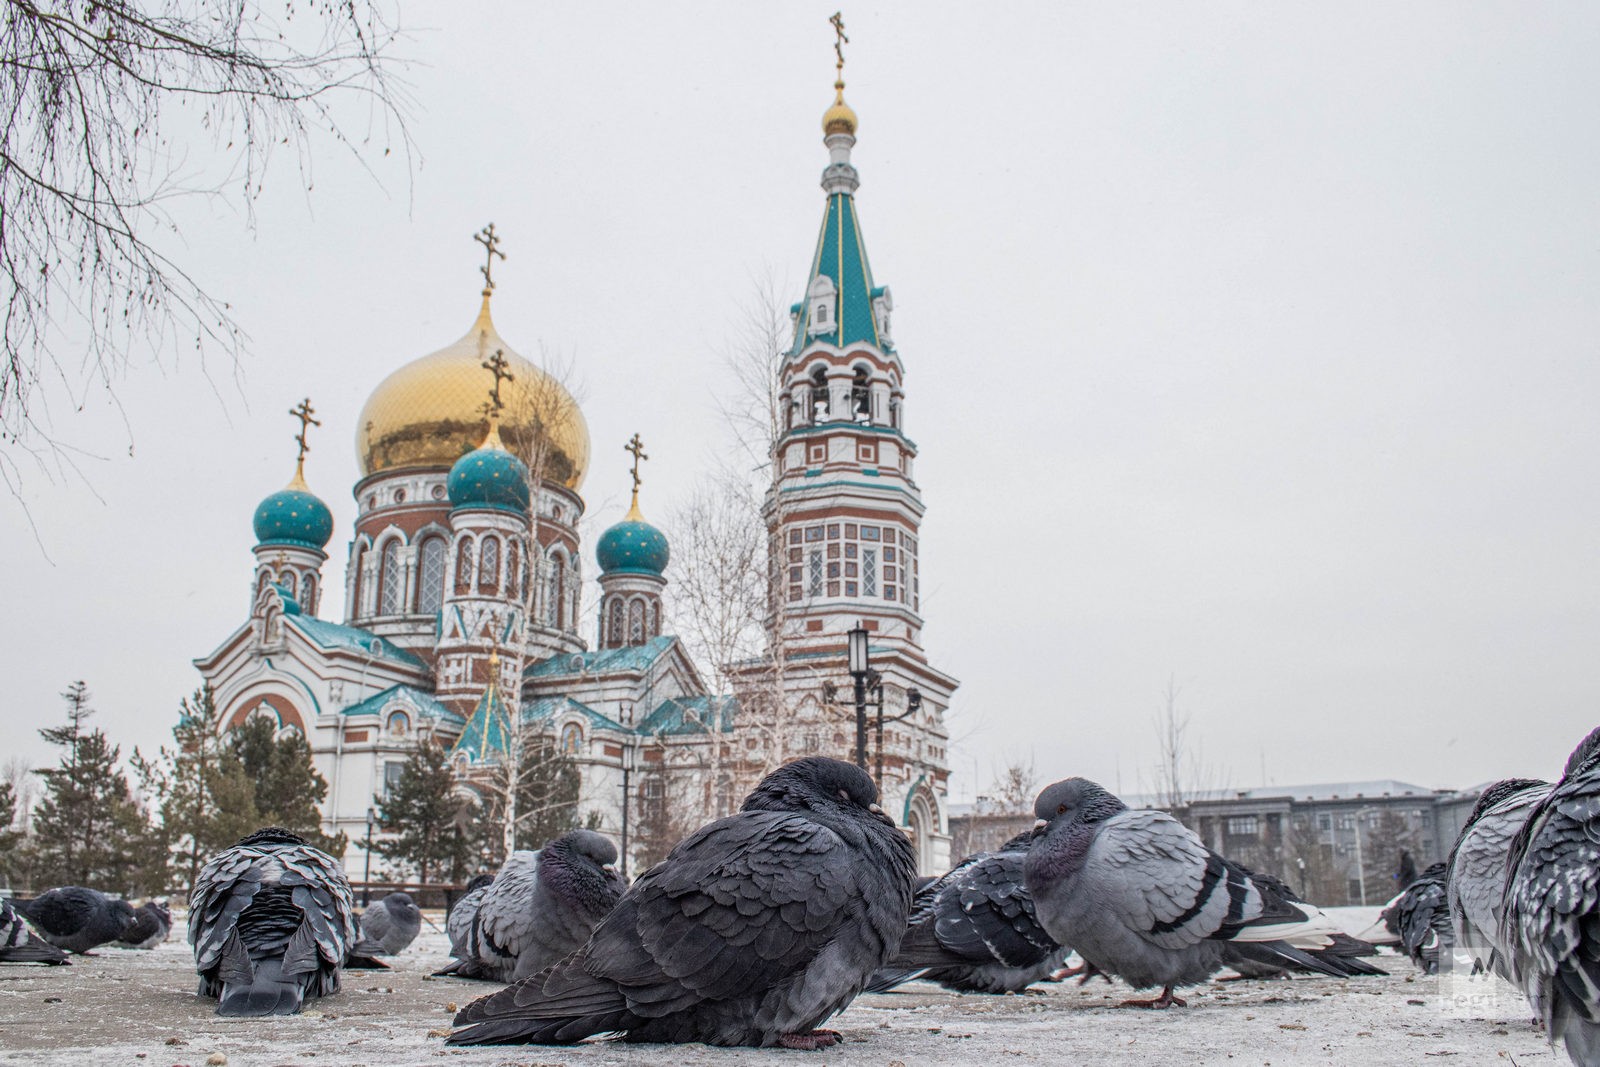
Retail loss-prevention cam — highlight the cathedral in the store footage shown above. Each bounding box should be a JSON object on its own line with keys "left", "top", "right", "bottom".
{"left": 194, "top": 44, "right": 959, "bottom": 877}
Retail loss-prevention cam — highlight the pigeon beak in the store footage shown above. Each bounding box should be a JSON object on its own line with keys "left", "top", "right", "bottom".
{"left": 1032, "top": 819, "right": 1048, "bottom": 834}
{"left": 868, "top": 802, "right": 895, "bottom": 826}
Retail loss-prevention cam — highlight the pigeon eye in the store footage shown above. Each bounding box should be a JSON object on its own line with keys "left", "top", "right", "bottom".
{"left": 1057, "top": 804, "right": 1067, "bottom": 815}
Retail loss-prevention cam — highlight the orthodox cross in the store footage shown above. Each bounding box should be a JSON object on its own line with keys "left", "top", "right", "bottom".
{"left": 624, "top": 433, "right": 648, "bottom": 493}
{"left": 289, "top": 397, "right": 320, "bottom": 465}
{"left": 482, "top": 349, "right": 515, "bottom": 414}
{"left": 830, "top": 11, "right": 848, "bottom": 76}
{"left": 475, "top": 222, "right": 505, "bottom": 291}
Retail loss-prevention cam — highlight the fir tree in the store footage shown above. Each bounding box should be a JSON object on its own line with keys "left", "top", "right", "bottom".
{"left": 373, "top": 739, "right": 481, "bottom": 882}
{"left": 228, "top": 714, "right": 346, "bottom": 857}
{"left": 31, "top": 682, "right": 162, "bottom": 893}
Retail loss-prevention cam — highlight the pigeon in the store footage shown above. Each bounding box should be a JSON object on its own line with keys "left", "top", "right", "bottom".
{"left": 436, "top": 874, "right": 496, "bottom": 979}
{"left": 117, "top": 899, "right": 173, "bottom": 950}
{"left": 0, "top": 896, "right": 68, "bottom": 964}
{"left": 13, "top": 887, "right": 137, "bottom": 954}
{"left": 864, "top": 830, "right": 1071, "bottom": 994}
{"left": 1381, "top": 862, "right": 1452, "bottom": 974}
{"left": 1502, "top": 726, "right": 1600, "bottom": 1065}
{"left": 449, "top": 756, "right": 918, "bottom": 1048}
{"left": 435, "top": 831, "right": 625, "bottom": 983}
{"left": 1446, "top": 777, "right": 1550, "bottom": 979}
{"left": 1025, "top": 778, "right": 1382, "bottom": 1008}
{"left": 359, "top": 891, "right": 422, "bottom": 956}
{"left": 189, "top": 826, "right": 361, "bottom": 1016}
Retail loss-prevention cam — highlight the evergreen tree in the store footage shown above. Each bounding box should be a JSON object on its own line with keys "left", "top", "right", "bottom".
{"left": 373, "top": 740, "right": 481, "bottom": 882}
{"left": 0, "top": 780, "right": 21, "bottom": 886}
{"left": 31, "top": 682, "right": 162, "bottom": 894}
{"left": 228, "top": 715, "right": 346, "bottom": 857}
{"left": 488, "top": 735, "right": 584, "bottom": 858}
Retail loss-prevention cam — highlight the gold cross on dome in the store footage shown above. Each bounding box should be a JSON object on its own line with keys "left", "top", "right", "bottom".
{"left": 830, "top": 11, "right": 848, "bottom": 75}
{"left": 474, "top": 222, "right": 506, "bottom": 291}
{"left": 625, "top": 433, "right": 648, "bottom": 492}
{"left": 482, "top": 349, "right": 515, "bottom": 414}
{"left": 289, "top": 397, "right": 320, "bottom": 465}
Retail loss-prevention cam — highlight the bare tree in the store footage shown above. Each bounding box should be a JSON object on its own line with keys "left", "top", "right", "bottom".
{"left": 1148, "top": 675, "right": 1224, "bottom": 811}
{"left": 1, "top": 756, "right": 36, "bottom": 833}
{"left": 989, "top": 754, "right": 1038, "bottom": 813}
{"left": 1, "top": 0, "right": 412, "bottom": 483}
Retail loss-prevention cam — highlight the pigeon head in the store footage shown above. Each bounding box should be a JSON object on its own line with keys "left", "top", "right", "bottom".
{"left": 743, "top": 757, "right": 890, "bottom": 824}
{"left": 1032, "top": 778, "right": 1127, "bottom": 828}
{"left": 110, "top": 898, "right": 138, "bottom": 933}
{"left": 463, "top": 872, "right": 496, "bottom": 894}
{"left": 551, "top": 829, "right": 619, "bottom": 870}
{"left": 237, "top": 826, "right": 309, "bottom": 848}
{"left": 384, "top": 892, "right": 419, "bottom": 916}
{"left": 1563, "top": 727, "right": 1600, "bottom": 779}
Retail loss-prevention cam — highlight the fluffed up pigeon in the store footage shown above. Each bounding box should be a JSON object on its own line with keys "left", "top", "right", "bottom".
{"left": 1025, "top": 778, "right": 1383, "bottom": 1008}
{"left": 436, "top": 874, "right": 495, "bottom": 979}
{"left": 189, "top": 826, "right": 361, "bottom": 1016}
{"left": 449, "top": 757, "right": 917, "bottom": 1048}
{"left": 434, "top": 830, "right": 624, "bottom": 983}
{"left": 360, "top": 891, "right": 422, "bottom": 956}
{"left": 118, "top": 899, "right": 173, "bottom": 950}
{"left": 1503, "top": 726, "right": 1600, "bottom": 1065}
{"left": 1382, "top": 862, "right": 1452, "bottom": 974}
{"left": 864, "top": 830, "right": 1070, "bottom": 994}
{"left": 0, "top": 896, "right": 68, "bottom": 964}
{"left": 1447, "top": 777, "right": 1550, "bottom": 979}
{"left": 13, "top": 887, "right": 137, "bottom": 954}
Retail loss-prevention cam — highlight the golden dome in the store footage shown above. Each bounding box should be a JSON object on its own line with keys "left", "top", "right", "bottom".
{"left": 823, "top": 81, "right": 857, "bottom": 136}
{"left": 356, "top": 294, "right": 590, "bottom": 489}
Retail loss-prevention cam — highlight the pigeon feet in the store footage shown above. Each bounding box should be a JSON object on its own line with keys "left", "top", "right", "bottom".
{"left": 779, "top": 1030, "right": 842, "bottom": 1050}
{"left": 1054, "top": 962, "right": 1111, "bottom": 986}
{"left": 1117, "top": 986, "right": 1187, "bottom": 1009}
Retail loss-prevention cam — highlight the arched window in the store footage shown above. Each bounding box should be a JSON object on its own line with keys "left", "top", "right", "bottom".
{"left": 379, "top": 540, "right": 402, "bottom": 614}
{"left": 479, "top": 535, "right": 500, "bottom": 594}
{"left": 559, "top": 723, "right": 583, "bottom": 754}
{"left": 416, "top": 537, "right": 446, "bottom": 613}
{"left": 281, "top": 570, "right": 297, "bottom": 599}
{"left": 455, "top": 538, "right": 474, "bottom": 594}
{"left": 256, "top": 571, "right": 271, "bottom": 597}
{"left": 628, "top": 599, "right": 645, "bottom": 644}
{"left": 851, "top": 365, "right": 871, "bottom": 421}
{"left": 809, "top": 366, "right": 829, "bottom": 421}
{"left": 301, "top": 573, "right": 317, "bottom": 611}
{"left": 546, "top": 554, "right": 564, "bottom": 627}
{"left": 648, "top": 600, "right": 660, "bottom": 638}
{"left": 505, "top": 540, "right": 520, "bottom": 599}
{"left": 607, "top": 598, "right": 624, "bottom": 647}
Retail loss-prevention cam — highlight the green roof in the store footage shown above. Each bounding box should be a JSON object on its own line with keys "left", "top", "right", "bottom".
{"left": 340, "top": 684, "right": 465, "bottom": 725}
{"left": 791, "top": 192, "right": 887, "bottom": 354}
{"left": 521, "top": 696, "right": 627, "bottom": 733}
{"left": 451, "top": 685, "right": 513, "bottom": 764}
{"left": 636, "top": 695, "right": 739, "bottom": 737}
{"left": 287, "top": 615, "right": 425, "bottom": 669}
{"left": 524, "top": 635, "right": 677, "bottom": 679}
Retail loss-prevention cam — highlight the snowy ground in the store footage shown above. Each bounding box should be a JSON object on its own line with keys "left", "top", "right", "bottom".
{"left": 0, "top": 912, "right": 1558, "bottom": 1067}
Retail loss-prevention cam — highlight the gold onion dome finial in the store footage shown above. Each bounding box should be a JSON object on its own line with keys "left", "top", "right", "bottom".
{"left": 823, "top": 11, "right": 857, "bottom": 136}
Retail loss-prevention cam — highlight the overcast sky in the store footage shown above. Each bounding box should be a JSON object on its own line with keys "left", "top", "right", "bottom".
{"left": 5, "top": 3, "right": 1599, "bottom": 805}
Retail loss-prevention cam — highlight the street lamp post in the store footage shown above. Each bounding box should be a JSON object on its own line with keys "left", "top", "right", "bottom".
{"left": 363, "top": 806, "right": 376, "bottom": 906}
{"left": 619, "top": 746, "right": 634, "bottom": 879}
{"left": 847, "top": 626, "right": 871, "bottom": 770}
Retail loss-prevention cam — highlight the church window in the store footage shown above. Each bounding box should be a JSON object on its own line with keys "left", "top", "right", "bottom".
{"left": 379, "top": 540, "right": 402, "bottom": 614}
{"left": 479, "top": 536, "right": 500, "bottom": 593}
{"left": 861, "top": 526, "right": 880, "bottom": 541}
{"left": 826, "top": 562, "right": 840, "bottom": 579}
{"left": 430, "top": 483, "right": 446, "bottom": 501}
{"left": 851, "top": 367, "right": 871, "bottom": 421}
{"left": 884, "top": 546, "right": 896, "bottom": 562}
{"left": 393, "top": 488, "right": 406, "bottom": 504}
{"left": 607, "top": 598, "right": 624, "bottom": 646}
{"left": 826, "top": 544, "right": 840, "bottom": 559}
{"left": 789, "top": 566, "right": 801, "bottom": 583}
{"left": 455, "top": 538, "right": 474, "bottom": 593}
{"left": 885, "top": 586, "right": 898, "bottom": 601}
{"left": 844, "top": 543, "right": 857, "bottom": 559}
{"left": 788, "top": 585, "right": 801, "bottom": 602}
{"left": 826, "top": 581, "right": 839, "bottom": 597}
{"left": 845, "top": 581, "right": 858, "bottom": 596}
{"left": 788, "top": 529, "right": 801, "bottom": 545}
{"left": 808, "top": 551, "right": 823, "bottom": 596}
{"left": 281, "top": 571, "right": 297, "bottom": 599}
{"left": 560, "top": 723, "right": 583, "bottom": 754}
{"left": 547, "top": 555, "right": 565, "bottom": 627}
{"left": 886, "top": 566, "right": 897, "bottom": 582}
{"left": 257, "top": 571, "right": 270, "bottom": 596}
{"left": 628, "top": 599, "right": 645, "bottom": 643}
{"left": 505, "top": 541, "right": 520, "bottom": 599}
{"left": 863, "top": 548, "right": 877, "bottom": 597}
{"left": 805, "top": 525, "right": 824, "bottom": 542}
{"left": 383, "top": 760, "right": 405, "bottom": 797}
{"left": 827, "top": 524, "right": 839, "bottom": 539}
{"left": 417, "top": 537, "right": 446, "bottom": 613}
{"left": 649, "top": 600, "right": 661, "bottom": 637}
{"left": 844, "top": 562, "right": 857, "bottom": 577}
{"left": 301, "top": 573, "right": 317, "bottom": 610}
{"left": 788, "top": 547, "right": 801, "bottom": 563}
{"left": 809, "top": 367, "right": 829, "bottom": 420}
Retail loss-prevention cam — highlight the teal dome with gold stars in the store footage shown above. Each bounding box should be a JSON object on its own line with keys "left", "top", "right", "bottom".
{"left": 448, "top": 424, "right": 531, "bottom": 514}
{"left": 596, "top": 494, "right": 670, "bottom": 575}
{"left": 253, "top": 469, "right": 334, "bottom": 550}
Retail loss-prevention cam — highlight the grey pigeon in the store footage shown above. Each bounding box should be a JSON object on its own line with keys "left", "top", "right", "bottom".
{"left": 117, "top": 899, "right": 173, "bottom": 950}
{"left": 189, "top": 826, "right": 360, "bottom": 1016}
{"left": 0, "top": 896, "right": 68, "bottom": 964}
{"left": 864, "top": 830, "right": 1070, "bottom": 994}
{"left": 1447, "top": 777, "right": 1550, "bottom": 979}
{"left": 1382, "top": 862, "right": 1452, "bottom": 974}
{"left": 435, "top": 874, "right": 496, "bottom": 979}
{"left": 1503, "top": 727, "right": 1600, "bottom": 1065}
{"left": 449, "top": 757, "right": 917, "bottom": 1048}
{"left": 1025, "top": 778, "right": 1382, "bottom": 1008}
{"left": 436, "top": 830, "right": 625, "bottom": 982}
{"left": 360, "top": 891, "right": 422, "bottom": 956}
{"left": 13, "top": 887, "right": 137, "bottom": 954}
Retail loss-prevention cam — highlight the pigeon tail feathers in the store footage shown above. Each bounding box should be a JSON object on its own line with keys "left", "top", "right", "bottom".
{"left": 217, "top": 956, "right": 305, "bottom": 1016}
